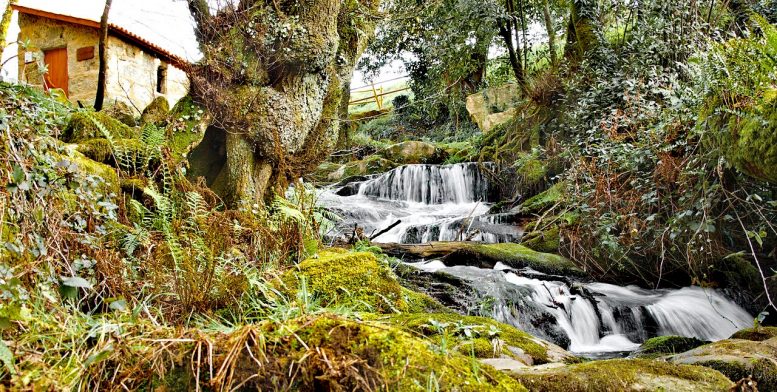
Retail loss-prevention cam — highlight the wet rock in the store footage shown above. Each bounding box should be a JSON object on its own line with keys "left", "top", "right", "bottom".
{"left": 442, "top": 243, "right": 583, "bottom": 277}
{"left": 668, "top": 337, "right": 777, "bottom": 390}
{"left": 635, "top": 336, "right": 709, "bottom": 357}
{"left": 379, "top": 140, "right": 447, "bottom": 164}
{"left": 509, "top": 359, "right": 733, "bottom": 391}
{"left": 730, "top": 326, "right": 777, "bottom": 341}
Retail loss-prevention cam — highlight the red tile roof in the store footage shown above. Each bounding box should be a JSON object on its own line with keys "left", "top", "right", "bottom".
{"left": 12, "top": 4, "right": 191, "bottom": 69}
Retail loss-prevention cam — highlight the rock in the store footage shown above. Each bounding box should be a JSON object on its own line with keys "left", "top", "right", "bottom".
{"left": 76, "top": 138, "right": 152, "bottom": 170}
{"left": 279, "top": 250, "right": 441, "bottom": 313}
{"left": 140, "top": 96, "right": 170, "bottom": 126}
{"left": 334, "top": 182, "right": 361, "bottom": 196}
{"left": 381, "top": 312, "right": 575, "bottom": 366}
{"left": 509, "top": 359, "right": 733, "bottom": 392}
{"left": 466, "top": 84, "right": 522, "bottom": 133}
{"left": 379, "top": 141, "right": 447, "bottom": 164}
{"left": 521, "top": 225, "right": 561, "bottom": 253}
{"left": 54, "top": 148, "right": 119, "bottom": 195}
{"left": 730, "top": 326, "right": 777, "bottom": 341}
{"left": 443, "top": 243, "right": 583, "bottom": 277}
{"left": 168, "top": 96, "right": 209, "bottom": 161}
{"left": 342, "top": 156, "right": 397, "bottom": 178}
{"left": 636, "top": 336, "right": 709, "bottom": 357}
{"left": 518, "top": 182, "right": 565, "bottom": 215}
{"left": 104, "top": 101, "right": 137, "bottom": 126}
{"left": 668, "top": 337, "right": 777, "bottom": 390}
{"left": 63, "top": 111, "right": 138, "bottom": 143}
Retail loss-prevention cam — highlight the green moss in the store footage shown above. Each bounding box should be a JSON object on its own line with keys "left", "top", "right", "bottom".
{"left": 63, "top": 112, "right": 138, "bottom": 143}
{"left": 730, "top": 327, "right": 777, "bottom": 341}
{"left": 521, "top": 225, "right": 561, "bottom": 253}
{"left": 140, "top": 96, "right": 170, "bottom": 126}
{"left": 57, "top": 150, "right": 120, "bottom": 195}
{"left": 696, "top": 358, "right": 777, "bottom": 390}
{"left": 638, "top": 336, "right": 709, "bottom": 357}
{"left": 342, "top": 155, "right": 398, "bottom": 178}
{"left": 263, "top": 314, "right": 528, "bottom": 391}
{"left": 104, "top": 101, "right": 137, "bottom": 126}
{"left": 450, "top": 243, "right": 582, "bottom": 276}
{"left": 379, "top": 313, "right": 554, "bottom": 365}
{"left": 520, "top": 182, "right": 565, "bottom": 215}
{"left": 379, "top": 141, "right": 447, "bottom": 164}
{"left": 515, "top": 153, "right": 548, "bottom": 188}
{"left": 310, "top": 161, "right": 345, "bottom": 182}
{"left": 281, "top": 251, "right": 408, "bottom": 313}
{"left": 402, "top": 288, "right": 450, "bottom": 313}
{"left": 510, "top": 359, "right": 733, "bottom": 392}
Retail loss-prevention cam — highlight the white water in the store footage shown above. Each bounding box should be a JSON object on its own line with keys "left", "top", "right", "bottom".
{"left": 318, "top": 162, "right": 754, "bottom": 354}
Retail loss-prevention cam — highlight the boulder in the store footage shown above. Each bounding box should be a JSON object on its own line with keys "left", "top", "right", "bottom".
{"left": 509, "top": 359, "right": 733, "bottom": 392}
{"left": 104, "top": 101, "right": 137, "bottom": 126}
{"left": 668, "top": 337, "right": 777, "bottom": 390}
{"left": 63, "top": 111, "right": 138, "bottom": 143}
{"left": 731, "top": 326, "right": 777, "bottom": 341}
{"left": 466, "top": 84, "right": 522, "bottom": 133}
{"left": 279, "top": 250, "right": 441, "bottom": 313}
{"left": 382, "top": 312, "right": 575, "bottom": 366}
{"left": 442, "top": 243, "right": 583, "bottom": 277}
{"left": 341, "top": 156, "right": 397, "bottom": 178}
{"left": 379, "top": 141, "right": 447, "bottom": 164}
{"left": 636, "top": 336, "right": 709, "bottom": 358}
{"left": 140, "top": 96, "right": 170, "bottom": 126}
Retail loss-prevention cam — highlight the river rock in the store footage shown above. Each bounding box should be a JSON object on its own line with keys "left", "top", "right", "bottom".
{"left": 509, "top": 359, "right": 733, "bottom": 392}
{"left": 635, "top": 335, "right": 709, "bottom": 358}
{"left": 442, "top": 243, "right": 583, "bottom": 277}
{"left": 379, "top": 141, "right": 447, "bottom": 164}
{"left": 668, "top": 337, "right": 777, "bottom": 390}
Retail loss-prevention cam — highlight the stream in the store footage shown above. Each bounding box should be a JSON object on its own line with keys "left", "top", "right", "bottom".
{"left": 317, "top": 162, "right": 753, "bottom": 356}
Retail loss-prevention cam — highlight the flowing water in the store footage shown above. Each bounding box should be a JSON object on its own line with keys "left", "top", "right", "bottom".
{"left": 318, "top": 162, "right": 753, "bottom": 355}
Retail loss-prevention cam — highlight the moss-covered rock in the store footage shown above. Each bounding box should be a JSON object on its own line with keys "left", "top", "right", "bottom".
{"left": 168, "top": 96, "right": 209, "bottom": 161}
{"left": 55, "top": 149, "right": 120, "bottom": 195}
{"left": 140, "top": 96, "right": 170, "bottom": 126}
{"left": 280, "top": 250, "right": 410, "bottom": 313}
{"left": 63, "top": 111, "right": 138, "bottom": 143}
{"left": 341, "top": 155, "right": 398, "bottom": 178}
{"left": 521, "top": 225, "right": 561, "bottom": 253}
{"left": 76, "top": 138, "right": 150, "bottom": 170}
{"left": 104, "top": 101, "right": 137, "bottom": 126}
{"left": 636, "top": 336, "right": 709, "bottom": 357}
{"left": 520, "top": 182, "right": 565, "bottom": 215}
{"left": 247, "top": 314, "right": 528, "bottom": 391}
{"left": 310, "top": 161, "right": 347, "bottom": 182}
{"left": 730, "top": 327, "right": 777, "bottom": 341}
{"left": 378, "top": 313, "right": 574, "bottom": 365}
{"left": 509, "top": 359, "right": 733, "bottom": 392}
{"left": 669, "top": 337, "right": 777, "bottom": 390}
{"left": 379, "top": 141, "right": 447, "bottom": 164}
{"left": 443, "top": 243, "right": 583, "bottom": 276}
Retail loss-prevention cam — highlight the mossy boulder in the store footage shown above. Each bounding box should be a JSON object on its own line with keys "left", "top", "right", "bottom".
{"left": 636, "top": 336, "right": 709, "bottom": 357}
{"left": 168, "top": 96, "right": 209, "bottom": 160}
{"left": 515, "top": 152, "right": 548, "bottom": 192}
{"left": 668, "top": 337, "right": 777, "bottom": 390}
{"left": 140, "top": 96, "right": 170, "bottom": 127}
{"left": 730, "top": 327, "right": 777, "bottom": 341}
{"left": 509, "top": 359, "right": 733, "bottom": 392}
{"left": 519, "top": 182, "right": 565, "bottom": 215}
{"left": 341, "top": 155, "right": 398, "bottom": 178}
{"left": 379, "top": 141, "right": 447, "bottom": 164}
{"left": 281, "top": 250, "right": 417, "bottom": 313}
{"left": 63, "top": 111, "right": 138, "bottom": 143}
{"left": 379, "top": 313, "right": 574, "bottom": 366}
{"left": 244, "top": 314, "right": 527, "bottom": 391}
{"left": 76, "top": 138, "right": 150, "bottom": 169}
{"left": 521, "top": 225, "right": 561, "bottom": 253}
{"left": 55, "top": 149, "right": 120, "bottom": 195}
{"left": 443, "top": 243, "right": 583, "bottom": 276}
{"left": 311, "top": 161, "right": 347, "bottom": 182}
{"left": 103, "top": 101, "right": 137, "bottom": 126}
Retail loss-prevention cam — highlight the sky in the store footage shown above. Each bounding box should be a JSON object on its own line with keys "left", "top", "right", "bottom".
{"left": 0, "top": 0, "right": 403, "bottom": 86}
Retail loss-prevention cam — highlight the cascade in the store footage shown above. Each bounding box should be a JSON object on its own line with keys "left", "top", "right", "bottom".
{"left": 318, "top": 161, "right": 753, "bottom": 355}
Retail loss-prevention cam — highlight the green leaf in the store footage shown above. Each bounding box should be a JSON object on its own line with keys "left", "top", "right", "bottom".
{"left": 62, "top": 276, "right": 92, "bottom": 289}
{"left": 0, "top": 340, "right": 15, "bottom": 375}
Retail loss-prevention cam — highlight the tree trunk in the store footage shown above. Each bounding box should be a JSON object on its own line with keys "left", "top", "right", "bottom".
{"left": 564, "top": 0, "right": 599, "bottom": 63}
{"left": 0, "top": 0, "right": 16, "bottom": 56}
{"left": 335, "top": 80, "right": 353, "bottom": 150}
{"left": 94, "top": 0, "right": 112, "bottom": 111}
{"left": 499, "top": 0, "right": 524, "bottom": 85}
{"left": 542, "top": 0, "right": 558, "bottom": 66}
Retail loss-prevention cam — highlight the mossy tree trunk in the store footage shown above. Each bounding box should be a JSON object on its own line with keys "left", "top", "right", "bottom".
{"left": 186, "top": 0, "right": 379, "bottom": 207}
{"left": 0, "top": 0, "right": 17, "bottom": 56}
{"left": 542, "top": 0, "right": 558, "bottom": 66}
{"left": 564, "top": 0, "right": 600, "bottom": 63}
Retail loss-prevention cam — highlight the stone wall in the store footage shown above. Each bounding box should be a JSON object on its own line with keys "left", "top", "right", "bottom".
{"left": 17, "top": 13, "right": 100, "bottom": 105}
{"left": 105, "top": 36, "right": 189, "bottom": 112}
{"left": 17, "top": 13, "right": 189, "bottom": 111}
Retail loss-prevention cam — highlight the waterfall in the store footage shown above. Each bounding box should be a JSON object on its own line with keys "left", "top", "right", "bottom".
{"left": 317, "top": 161, "right": 753, "bottom": 355}
{"left": 410, "top": 262, "right": 753, "bottom": 354}
{"left": 358, "top": 163, "right": 492, "bottom": 204}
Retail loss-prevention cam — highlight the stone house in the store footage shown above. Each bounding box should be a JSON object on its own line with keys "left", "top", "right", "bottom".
{"left": 13, "top": 3, "right": 190, "bottom": 111}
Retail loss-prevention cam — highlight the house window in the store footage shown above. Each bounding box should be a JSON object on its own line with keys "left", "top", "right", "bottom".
{"left": 156, "top": 65, "right": 167, "bottom": 94}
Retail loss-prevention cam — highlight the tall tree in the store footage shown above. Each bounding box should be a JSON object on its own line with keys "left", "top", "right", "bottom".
{"left": 0, "top": 0, "right": 17, "bottom": 56}
{"left": 542, "top": 0, "right": 558, "bottom": 66}
{"left": 94, "top": 0, "right": 112, "bottom": 110}
{"left": 186, "top": 0, "right": 379, "bottom": 207}
{"left": 564, "top": 0, "right": 600, "bottom": 62}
